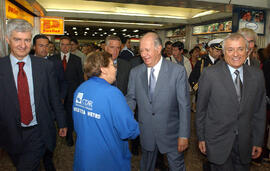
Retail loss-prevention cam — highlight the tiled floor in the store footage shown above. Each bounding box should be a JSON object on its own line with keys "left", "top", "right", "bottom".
{"left": 0, "top": 112, "right": 270, "bottom": 171}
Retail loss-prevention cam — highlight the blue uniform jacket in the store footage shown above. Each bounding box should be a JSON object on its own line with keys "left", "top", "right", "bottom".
{"left": 72, "top": 77, "right": 139, "bottom": 171}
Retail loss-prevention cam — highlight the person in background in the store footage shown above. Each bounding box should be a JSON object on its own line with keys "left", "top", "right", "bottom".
{"left": 196, "top": 33, "right": 266, "bottom": 171}
{"left": 189, "top": 38, "right": 223, "bottom": 94}
{"left": 189, "top": 47, "right": 200, "bottom": 69}
{"left": 0, "top": 18, "right": 67, "bottom": 171}
{"left": 105, "top": 35, "right": 131, "bottom": 95}
{"left": 169, "top": 41, "right": 192, "bottom": 78}
{"left": 119, "top": 37, "right": 134, "bottom": 61}
{"left": 33, "top": 34, "right": 67, "bottom": 171}
{"left": 81, "top": 44, "right": 90, "bottom": 57}
{"left": 163, "top": 41, "right": 173, "bottom": 58}
{"left": 126, "top": 32, "right": 190, "bottom": 171}
{"left": 49, "top": 36, "right": 84, "bottom": 147}
{"left": 48, "top": 41, "right": 57, "bottom": 56}
{"left": 238, "top": 28, "right": 260, "bottom": 67}
{"left": 70, "top": 38, "right": 86, "bottom": 65}
{"left": 72, "top": 51, "right": 139, "bottom": 171}
{"left": 100, "top": 41, "right": 106, "bottom": 52}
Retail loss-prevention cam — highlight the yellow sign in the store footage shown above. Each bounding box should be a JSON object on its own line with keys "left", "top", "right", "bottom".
{"left": 40, "top": 17, "right": 64, "bottom": 35}
{"left": 5, "top": 0, "right": 34, "bottom": 25}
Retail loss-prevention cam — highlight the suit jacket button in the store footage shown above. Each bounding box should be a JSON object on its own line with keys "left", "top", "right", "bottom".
{"left": 152, "top": 113, "right": 155, "bottom": 115}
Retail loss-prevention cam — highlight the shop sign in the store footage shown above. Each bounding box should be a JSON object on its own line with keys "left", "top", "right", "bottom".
{"left": 5, "top": 0, "right": 34, "bottom": 25}
{"left": 40, "top": 17, "right": 64, "bottom": 35}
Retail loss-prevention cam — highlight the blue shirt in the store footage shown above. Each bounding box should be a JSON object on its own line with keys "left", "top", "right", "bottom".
{"left": 227, "top": 64, "right": 243, "bottom": 83}
{"left": 10, "top": 55, "right": 37, "bottom": 126}
{"left": 72, "top": 77, "right": 139, "bottom": 171}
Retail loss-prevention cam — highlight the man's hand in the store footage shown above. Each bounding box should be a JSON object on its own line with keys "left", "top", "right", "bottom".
{"left": 198, "top": 141, "right": 206, "bottom": 155}
{"left": 58, "top": 128, "right": 67, "bottom": 137}
{"left": 252, "top": 146, "right": 262, "bottom": 159}
{"left": 178, "top": 137, "right": 188, "bottom": 152}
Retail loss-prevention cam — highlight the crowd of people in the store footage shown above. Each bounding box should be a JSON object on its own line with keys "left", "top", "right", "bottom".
{"left": 1, "top": 18, "right": 270, "bottom": 171}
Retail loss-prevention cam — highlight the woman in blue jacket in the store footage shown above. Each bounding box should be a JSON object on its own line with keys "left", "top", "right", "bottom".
{"left": 72, "top": 51, "right": 139, "bottom": 171}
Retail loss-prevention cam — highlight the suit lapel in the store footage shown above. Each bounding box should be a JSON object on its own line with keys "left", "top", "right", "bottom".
{"left": 140, "top": 64, "right": 149, "bottom": 101}
{"left": 240, "top": 65, "right": 252, "bottom": 107}
{"left": 221, "top": 61, "right": 240, "bottom": 105}
{"left": 2, "top": 56, "right": 20, "bottom": 121}
{"left": 31, "top": 56, "right": 42, "bottom": 110}
{"left": 153, "top": 58, "right": 168, "bottom": 100}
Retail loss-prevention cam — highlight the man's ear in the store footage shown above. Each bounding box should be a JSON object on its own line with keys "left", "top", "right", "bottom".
{"left": 5, "top": 36, "right": 9, "bottom": 44}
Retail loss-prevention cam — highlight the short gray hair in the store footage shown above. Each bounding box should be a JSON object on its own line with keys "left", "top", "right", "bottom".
{"left": 105, "top": 35, "right": 121, "bottom": 46}
{"left": 6, "top": 19, "right": 33, "bottom": 38}
{"left": 222, "top": 33, "right": 249, "bottom": 53}
{"left": 238, "top": 28, "right": 257, "bottom": 42}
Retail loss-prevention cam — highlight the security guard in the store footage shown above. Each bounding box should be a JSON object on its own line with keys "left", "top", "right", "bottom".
{"left": 189, "top": 38, "right": 223, "bottom": 92}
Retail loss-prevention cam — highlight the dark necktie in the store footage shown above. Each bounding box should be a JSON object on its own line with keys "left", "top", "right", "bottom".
{"left": 234, "top": 70, "right": 242, "bottom": 102}
{"left": 149, "top": 68, "right": 156, "bottom": 102}
{"left": 17, "top": 62, "right": 33, "bottom": 125}
{"left": 245, "top": 59, "right": 249, "bottom": 66}
{"left": 62, "top": 55, "right": 67, "bottom": 71}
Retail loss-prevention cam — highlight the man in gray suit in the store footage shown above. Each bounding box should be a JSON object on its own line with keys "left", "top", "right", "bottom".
{"left": 196, "top": 33, "right": 266, "bottom": 171}
{"left": 126, "top": 32, "right": 190, "bottom": 171}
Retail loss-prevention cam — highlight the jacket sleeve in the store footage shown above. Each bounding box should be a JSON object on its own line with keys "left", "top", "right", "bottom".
{"left": 110, "top": 89, "right": 140, "bottom": 140}
{"left": 125, "top": 68, "right": 137, "bottom": 111}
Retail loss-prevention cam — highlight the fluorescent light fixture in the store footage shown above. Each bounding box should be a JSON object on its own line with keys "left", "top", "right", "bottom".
{"left": 72, "top": 27, "right": 76, "bottom": 30}
{"left": 133, "top": 30, "right": 139, "bottom": 33}
{"left": 192, "top": 10, "right": 217, "bottom": 18}
{"left": 92, "top": 34, "right": 95, "bottom": 36}
{"left": 113, "top": 33, "right": 117, "bottom": 35}
{"left": 122, "top": 29, "right": 127, "bottom": 32}
{"left": 85, "top": 28, "right": 90, "bottom": 30}
{"left": 98, "top": 28, "right": 103, "bottom": 31}
{"left": 47, "top": 9, "right": 185, "bottom": 20}
{"left": 104, "top": 32, "right": 107, "bottom": 35}
{"left": 65, "top": 19, "right": 163, "bottom": 27}
{"left": 122, "top": 33, "right": 126, "bottom": 36}
{"left": 84, "top": 32, "right": 87, "bottom": 34}
{"left": 110, "top": 28, "right": 115, "bottom": 31}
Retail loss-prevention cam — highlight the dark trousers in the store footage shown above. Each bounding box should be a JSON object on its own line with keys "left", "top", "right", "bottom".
{"left": 8, "top": 125, "right": 45, "bottom": 171}
{"left": 210, "top": 136, "right": 250, "bottom": 171}
{"left": 140, "top": 146, "right": 185, "bottom": 171}
{"left": 65, "top": 102, "right": 74, "bottom": 142}
{"left": 43, "top": 149, "right": 56, "bottom": 171}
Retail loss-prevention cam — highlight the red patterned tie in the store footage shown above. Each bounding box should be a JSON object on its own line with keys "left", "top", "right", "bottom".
{"left": 17, "top": 62, "right": 33, "bottom": 125}
{"left": 62, "top": 55, "right": 67, "bottom": 71}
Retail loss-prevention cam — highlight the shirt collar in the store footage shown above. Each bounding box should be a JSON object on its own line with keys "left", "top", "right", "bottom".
{"left": 208, "top": 55, "right": 215, "bottom": 64}
{"left": 227, "top": 64, "right": 243, "bottom": 76}
{"left": 10, "top": 54, "right": 31, "bottom": 68}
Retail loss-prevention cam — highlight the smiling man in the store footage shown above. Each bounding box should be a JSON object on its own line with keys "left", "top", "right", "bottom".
{"left": 126, "top": 32, "right": 190, "bottom": 171}
{"left": 196, "top": 33, "right": 266, "bottom": 171}
{"left": 0, "top": 19, "right": 67, "bottom": 171}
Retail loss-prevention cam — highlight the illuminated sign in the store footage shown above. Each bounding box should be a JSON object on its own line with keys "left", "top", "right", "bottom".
{"left": 5, "top": 0, "right": 34, "bottom": 25}
{"left": 40, "top": 17, "right": 64, "bottom": 35}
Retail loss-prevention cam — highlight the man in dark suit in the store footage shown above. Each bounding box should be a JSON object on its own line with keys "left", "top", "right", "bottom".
{"left": 189, "top": 38, "right": 223, "bottom": 92}
{"left": 0, "top": 19, "right": 67, "bottom": 170}
{"left": 105, "top": 35, "right": 131, "bottom": 95}
{"left": 126, "top": 32, "right": 190, "bottom": 171}
{"left": 33, "top": 34, "right": 68, "bottom": 171}
{"left": 118, "top": 37, "right": 134, "bottom": 61}
{"left": 50, "top": 36, "right": 84, "bottom": 146}
{"left": 196, "top": 33, "right": 266, "bottom": 170}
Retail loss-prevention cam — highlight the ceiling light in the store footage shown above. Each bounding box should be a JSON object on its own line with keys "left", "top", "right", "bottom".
{"left": 94, "top": 32, "right": 98, "bottom": 34}
{"left": 192, "top": 10, "right": 218, "bottom": 18}
{"left": 65, "top": 19, "right": 164, "bottom": 27}
{"left": 47, "top": 9, "right": 186, "bottom": 19}
{"left": 84, "top": 32, "right": 88, "bottom": 34}
{"left": 113, "top": 33, "right": 117, "bottom": 35}
{"left": 74, "top": 31, "right": 77, "bottom": 34}
{"left": 98, "top": 28, "right": 103, "bottom": 31}
{"left": 122, "top": 29, "right": 127, "bottom": 32}
{"left": 122, "top": 33, "right": 126, "bottom": 36}
{"left": 85, "top": 28, "right": 90, "bottom": 30}
{"left": 133, "top": 30, "right": 139, "bottom": 33}
{"left": 110, "top": 28, "right": 115, "bottom": 31}
{"left": 104, "top": 32, "right": 107, "bottom": 35}
{"left": 64, "top": 31, "right": 67, "bottom": 33}
{"left": 100, "top": 34, "right": 103, "bottom": 36}
{"left": 92, "top": 34, "right": 95, "bottom": 36}
{"left": 67, "top": 33, "right": 69, "bottom": 35}
{"left": 72, "top": 27, "right": 77, "bottom": 30}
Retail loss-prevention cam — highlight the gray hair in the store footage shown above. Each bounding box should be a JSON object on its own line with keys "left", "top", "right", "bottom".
{"left": 222, "top": 33, "right": 249, "bottom": 54}
{"left": 238, "top": 28, "right": 257, "bottom": 42}
{"left": 105, "top": 35, "right": 121, "bottom": 46}
{"left": 6, "top": 19, "right": 33, "bottom": 38}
